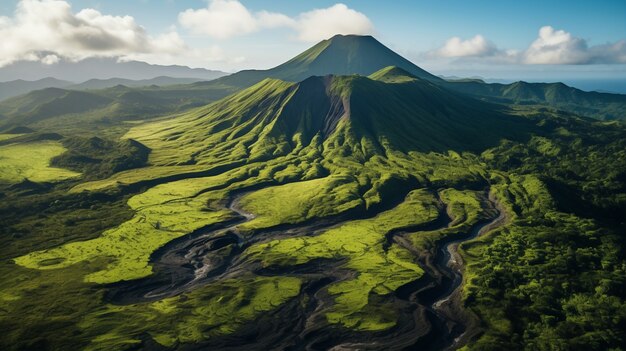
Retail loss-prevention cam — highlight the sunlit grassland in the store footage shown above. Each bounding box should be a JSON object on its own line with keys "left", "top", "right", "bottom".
{"left": 1, "top": 257, "right": 301, "bottom": 350}
{"left": 77, "top": 276, "right": 301, "bottom": 350}
{"left": 245, "top": 189, "right": 440, "bottom": 330}
{"left": 69, "top": 164, "right": 211, "bottom": 193}
{"left": 5, "top": 67, "right": 624, "bottom": 350}
{"left": 0, "top": 133, "right": 23, "bottom": 141}
{"left": 124, "top": 79, "right": 297, "bottom": 166}
{"left": 0, "top": 141, "right": 81, "bottom": 183}
{"left": 15, "top": 151, "right": 328, "bottom": 284}
{"left": 238, "top": 175, "right": 363, "bottom": 230}
{"left": 15, "top": 173, "right": 238, "bottom": 283}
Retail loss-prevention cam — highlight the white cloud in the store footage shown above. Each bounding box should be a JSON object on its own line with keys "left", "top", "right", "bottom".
{"left": 432, "top": 35, "right": 498, "bottom": 58}
{"left": 0, "top": 0, "right": 187, "bottom": 67}
{"left": 523, "top": 26, "right": 589, "bottom": 64}
{"left": 256, "top": 11, "right": 295, "bottom": 29}
{"left": 121, "top": 45, "right": 228, "bottom": 68}
{"left": 178, "top": 0, "right": 259, "bottom": 39}
{"left": 177, "top": 1, "right": 373, "bottom": 42}
{"left": 41, "top": 54, "right": 60, "bottom": 65}
{"left": 523, "top": 26, "right": 626, "bottom": 64}
{"left": 429, "top": 26, "right": 626, "bottom": 65}
{"left": 295, "top": 4, "right": 374, "bottom": 42}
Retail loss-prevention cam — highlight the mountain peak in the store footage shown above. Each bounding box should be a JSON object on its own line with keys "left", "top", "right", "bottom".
{"left": 327, "top": 33, "right": 376, "bottom": 41}
{"left": 212, "top": 35, "right": 441, "bottom": 89}
{"left": 278, "top": 35, "right": 440, "bottom": 82}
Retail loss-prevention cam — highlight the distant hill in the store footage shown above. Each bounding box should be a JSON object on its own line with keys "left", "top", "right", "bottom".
{"left": 445, "top": 80, "right": 626, "bottom": 120}
{"left": 0, "top": 57, "right": 227, "bottom": 82}
{"left": 0, "top": 78, "right": 73, "bottom": 101}
{"left": 0, "top": 82, "right": 239, "bottom": 133}
{"left": 70, "top": 76, "right": 206, "bottom": 90}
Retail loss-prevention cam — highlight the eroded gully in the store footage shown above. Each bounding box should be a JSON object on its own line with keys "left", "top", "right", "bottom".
{"left": 104, "top": 188, "right": 507, "bottom": 351}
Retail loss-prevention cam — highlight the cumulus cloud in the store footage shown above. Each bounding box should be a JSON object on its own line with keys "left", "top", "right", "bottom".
{"left": 295, "top": 4, "right": 374, "bottom": 42}
{"left": 432, "top": 35, "right": 498, "bottom": 58}
{"left": 0, "top": 0, "right": 187, "bottom": 67}
{"left": 523, "top": 26, "right": 626, "bottom": 64}
{"left": 429, "top": 26, "right": 626, "bottom": 65}
{"left": 178, "top": 1, "right": 373, "bottom": 42}
{"left": 178, "top": 0, "right": 285, "bottom": 39}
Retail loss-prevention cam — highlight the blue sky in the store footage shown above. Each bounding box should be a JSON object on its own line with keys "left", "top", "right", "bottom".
{"left": 1, "top": 0, "right": 625, "bottom": 82}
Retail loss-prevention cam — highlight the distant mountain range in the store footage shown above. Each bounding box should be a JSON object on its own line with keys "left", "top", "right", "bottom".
{"left": 0, "top": 34, "right": 624, "bottom": 133}
{"left": 0, "top": 57, "right": 227, "bottom": 82}
{"left": 70, "top": 76, "right": 206, "bottom": 90}
{"left": 0, "top": 78, "right": 73, "bottom": 101}
{"left": 0, "top": 57, "right": 228, "bottom": 101}
{"left": 0, "top": 76, "right": 211, "bottom": 101}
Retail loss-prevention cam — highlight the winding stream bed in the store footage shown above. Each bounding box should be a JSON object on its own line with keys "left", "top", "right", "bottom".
{"left": 105, "top": 188, "right": 507, "bottom": 350}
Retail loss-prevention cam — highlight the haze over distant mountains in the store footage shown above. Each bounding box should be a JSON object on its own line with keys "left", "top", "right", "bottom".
{"left": 0, "top": 57, "right": 226, "bottom": 82}
{"left": 0, "top": 34, "right": 624, "bottom": 125}
{"left": 0, "top": 58, "right": 228, "bottom": 101}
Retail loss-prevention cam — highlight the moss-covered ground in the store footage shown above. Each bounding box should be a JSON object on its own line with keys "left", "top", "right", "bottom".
{"left": 0, "top": 141, "right": 81, "bottom": 183}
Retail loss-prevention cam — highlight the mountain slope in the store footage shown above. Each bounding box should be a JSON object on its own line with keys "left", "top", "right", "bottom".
{"left": 0, "top": 78, "right": 73, "bottom": 101}
{"left": 445, "top": 80, "right": 626, "bottom": 120}
{"left": 127, "top": 67, "right": 534, "bottom": 166}
{"left": 0, "top": 82, "right": 240, "bottom": 133}
{"left": 70, "top": 76, "right": 206, "bottom": 90}
{"left": 199, "top": 35, "right": 441, "bottom": 90}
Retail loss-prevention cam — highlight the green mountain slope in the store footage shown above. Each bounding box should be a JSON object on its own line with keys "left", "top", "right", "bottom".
{"left": 128, "top": 67, "right": 533, "bottom": 167}
{"left": 70, "top": 76, "right": 205, "bottom": 90}
{"left": 0, "top": 84, "right": 238, "bottom": 135}
{"left": 197, "top": 35, "right": 442, "bottom": 90}
{"left": 446, "top": 80, "right": 626, "bottom": 120}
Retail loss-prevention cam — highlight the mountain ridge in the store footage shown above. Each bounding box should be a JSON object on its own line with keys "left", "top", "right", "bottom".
{"left": 198, "top": 35, "right": 442, "bottom": 90}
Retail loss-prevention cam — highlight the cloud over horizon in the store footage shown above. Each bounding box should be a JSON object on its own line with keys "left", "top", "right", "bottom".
{"left": 0, "top": 0, "right": 187, "bottom": 67}
{"left": 431, "top": 35, "right": 499, "bottom": 58}
{"left": 178, "top": 1, "right": 374, "bottom": 42}
{"left": 0, "top": 0, "right": 375, "bottom": 69}
{"left": 429, "top": 26, "right": 626, "bottom": 65}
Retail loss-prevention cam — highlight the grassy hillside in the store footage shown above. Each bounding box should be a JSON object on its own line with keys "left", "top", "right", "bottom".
{"left": 0, "top": 83, "right": 238, "bottom": 137}
{"left": 71, "top": 76, "right": 205, "bottom": 90}
{"left": 127, "top": 67, "right": 534, "bottom": 168}
{"left": 446, "top": 80, "right": 626, "bottom": 120}
{"left": 0, "top": 140, "right": 81, "bottom": 183}
{"left": 196, "top": 34, "right": 442, "bottom": 91}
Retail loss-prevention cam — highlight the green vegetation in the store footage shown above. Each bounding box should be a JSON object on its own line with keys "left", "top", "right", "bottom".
{"left": 0, "top": 141, "right": 80, "bottom": 183}
{"left": 245, "top": 189, "right": 439, "bottom": 330}
{"left": 15, "top": 174, "right": 236, "bottom": 283}
{"left": 51, "top": 136, "right": 150, "bottom": 180}
{"left": 446, "top": 79, "right": 626, "bottom": 121}
{"left": 459, "top": 116, "right": 626, "bottom": 350}
{"left": 78, "top": 276, "right": 302, "bottom": 350}
{"left": 238, "top": 176, "right": 362, "bottom": 230}
{"left": 0, "top": 133, "right": 23, "bottom": 141}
